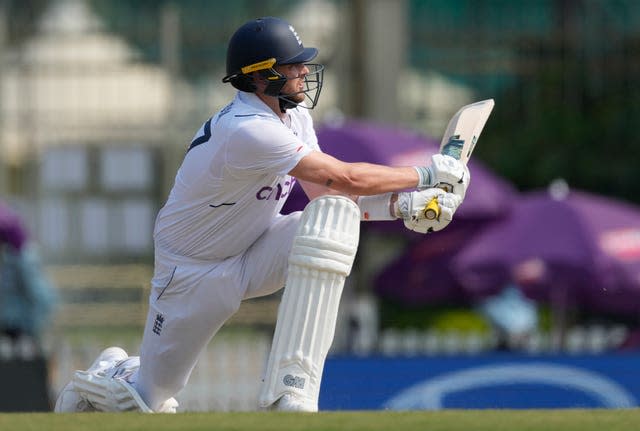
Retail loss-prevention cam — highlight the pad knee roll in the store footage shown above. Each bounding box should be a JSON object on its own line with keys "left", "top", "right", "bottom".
{"left": 258, "top": 195, "right": 360, "bottom": 411}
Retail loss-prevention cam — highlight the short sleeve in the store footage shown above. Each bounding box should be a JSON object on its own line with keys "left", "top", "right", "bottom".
{"left": 225, "top": 118, "right": 313, "bottom": 177}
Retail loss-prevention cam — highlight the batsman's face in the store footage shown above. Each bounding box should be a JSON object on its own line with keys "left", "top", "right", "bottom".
{"left": 276, "top": 63, "right": 309, "bottom": 102}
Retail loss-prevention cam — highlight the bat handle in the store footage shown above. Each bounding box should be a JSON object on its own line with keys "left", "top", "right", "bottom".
{"left": 423, "top": 197, "right": 440, "bottom": 220}
{"left": 423, "top": 182, "right": 455, "bottom": 220}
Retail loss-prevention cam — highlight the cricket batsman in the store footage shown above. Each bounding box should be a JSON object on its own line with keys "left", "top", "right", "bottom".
{"left": 55, "top": 16, "right": 469, "bottom": 413}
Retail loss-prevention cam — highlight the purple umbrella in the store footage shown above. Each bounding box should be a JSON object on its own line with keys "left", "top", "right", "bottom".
{"left": 453, "top": 189, "right": 640, "bottom": 315}
{"left": 281, "top": 120, "right": 516, "bottom": 227}
{"left": 373, "top": 221, "right": 483, "bottom": 306}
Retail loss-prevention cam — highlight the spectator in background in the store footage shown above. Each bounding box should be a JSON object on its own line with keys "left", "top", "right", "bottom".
{"left": 0, "top": 200, "right": 27, "bottom": 253}
{"left": 0, "top": 200, "right": 56, "bottom": 353}
{"left": 477, "top": 283, "right": 538, "bottom": 351}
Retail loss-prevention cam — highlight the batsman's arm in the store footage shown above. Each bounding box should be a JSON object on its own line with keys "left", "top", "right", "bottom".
{"left": 290, "top": 150, "right": 424, "bottom": 196}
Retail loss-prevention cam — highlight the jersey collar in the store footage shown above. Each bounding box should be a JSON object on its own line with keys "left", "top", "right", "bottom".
{"left": 236, "top": 91, "right": 282, "bottom": 120}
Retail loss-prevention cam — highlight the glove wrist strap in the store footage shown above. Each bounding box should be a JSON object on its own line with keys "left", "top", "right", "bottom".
{"left": 414, "top": 166, "right": 431, "bottom": 190}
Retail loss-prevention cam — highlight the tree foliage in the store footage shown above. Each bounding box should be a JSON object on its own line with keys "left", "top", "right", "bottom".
{"left": 4, "top": 1, "right": 639, "bottom": 206}
{"left": 1, "top": 0, "right": 49, "bottom": 45}
{"left": 478, "top": 37, "right": 640, "bottom": 205}
{"left": 87, "top": 0, "right": 298, "bottom": 80}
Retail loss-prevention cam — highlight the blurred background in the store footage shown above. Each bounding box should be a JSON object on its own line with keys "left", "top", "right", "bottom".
{"left": 1, "top": 0, "right": 640, "bottom": 412}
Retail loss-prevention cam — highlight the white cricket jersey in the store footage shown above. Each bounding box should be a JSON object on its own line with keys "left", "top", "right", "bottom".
{"left": 154, "top": 91, "right": 319, "bottom": 260}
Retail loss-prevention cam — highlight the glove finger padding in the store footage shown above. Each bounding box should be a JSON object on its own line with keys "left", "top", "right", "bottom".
{"left": 396, "top": 188, "right": 444, "bottom": 221}
{"left": 434, "top": 193, "right": 460, "bottom": 222}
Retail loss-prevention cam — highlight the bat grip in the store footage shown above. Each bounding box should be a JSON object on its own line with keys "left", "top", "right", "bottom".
{"left": 424, "top": 197, "right": 440, "bottom": 220}
{"left": 423, "top": 183, "right": 453, "bottom": 220}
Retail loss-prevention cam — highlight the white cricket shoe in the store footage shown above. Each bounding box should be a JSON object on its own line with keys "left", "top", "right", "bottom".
{"left": 156, "top": 397, "right": 179, "bottom": 413}
{"left": 54, "top": 346, "right": 128, "bottom": 412}
{"left": 274, "top": 394, "right": 317, "bottom": 412}
{"left": 72, "top": 354, "right": 179, "bottom": 413}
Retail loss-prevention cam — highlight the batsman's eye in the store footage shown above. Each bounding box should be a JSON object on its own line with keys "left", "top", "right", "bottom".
{"left": 325, "top": 179, "right": 333, "bottom": 187}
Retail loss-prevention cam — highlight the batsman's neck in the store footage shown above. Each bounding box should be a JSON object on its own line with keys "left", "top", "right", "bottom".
{"left": 256, "top": 92, "right": 287, "bottom": 120}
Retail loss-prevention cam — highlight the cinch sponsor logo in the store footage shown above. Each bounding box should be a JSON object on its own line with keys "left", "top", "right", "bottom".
{"left": 256, "top": 179, "right": 294, "bottom": 201}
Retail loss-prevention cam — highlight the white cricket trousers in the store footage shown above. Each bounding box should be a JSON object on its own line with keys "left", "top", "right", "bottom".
{"left": 134, "top": 212, "right": 302, "bottom": 411}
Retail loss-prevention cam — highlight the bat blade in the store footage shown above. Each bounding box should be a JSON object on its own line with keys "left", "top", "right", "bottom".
{"left": 439, "top": 98, "right": 495, "bottom": 165}
{"left": 424, "top": 98, "right": 495, "bottom": 221}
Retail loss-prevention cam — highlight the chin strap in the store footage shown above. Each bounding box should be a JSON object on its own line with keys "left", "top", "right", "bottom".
{"left": 278, "top": 96, "right": 297, "bottom": 113}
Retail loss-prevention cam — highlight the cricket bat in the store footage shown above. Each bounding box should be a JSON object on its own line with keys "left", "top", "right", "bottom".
{"left": 424, "top": 98, "right": 495, "bottom": 220}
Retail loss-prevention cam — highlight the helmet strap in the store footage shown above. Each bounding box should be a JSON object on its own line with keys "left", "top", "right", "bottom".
{"left": 259, "top": 69, "right": 295, "bottom": 112}
{"left": 278, "top": 96, "right": 297, "bottom": 113}
{"left": 261, "top": 69, "right": 287, "bottom": 97}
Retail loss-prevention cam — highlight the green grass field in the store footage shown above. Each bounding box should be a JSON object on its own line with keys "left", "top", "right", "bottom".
{"left": 1, "top": 409, "right": 639, "bottom": 431}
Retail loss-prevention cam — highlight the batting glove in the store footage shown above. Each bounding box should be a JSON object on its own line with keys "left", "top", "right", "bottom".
{"left": 415, "top": 154, "right": 470, "bottom": 199}
{"left": 395, "top": 188, "right": 461, "bottom": 233}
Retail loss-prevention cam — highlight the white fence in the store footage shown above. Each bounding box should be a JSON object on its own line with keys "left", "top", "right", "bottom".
{"left": 43, "top": 324, "right": 630, "bottom": 412}
{"left": 31, "top": 264, "right": 633, "bottom": 412}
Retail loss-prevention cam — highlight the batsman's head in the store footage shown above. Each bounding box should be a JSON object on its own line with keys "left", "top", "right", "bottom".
{"left": 222, "top": 17, "right": 324, "bottom": 112}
